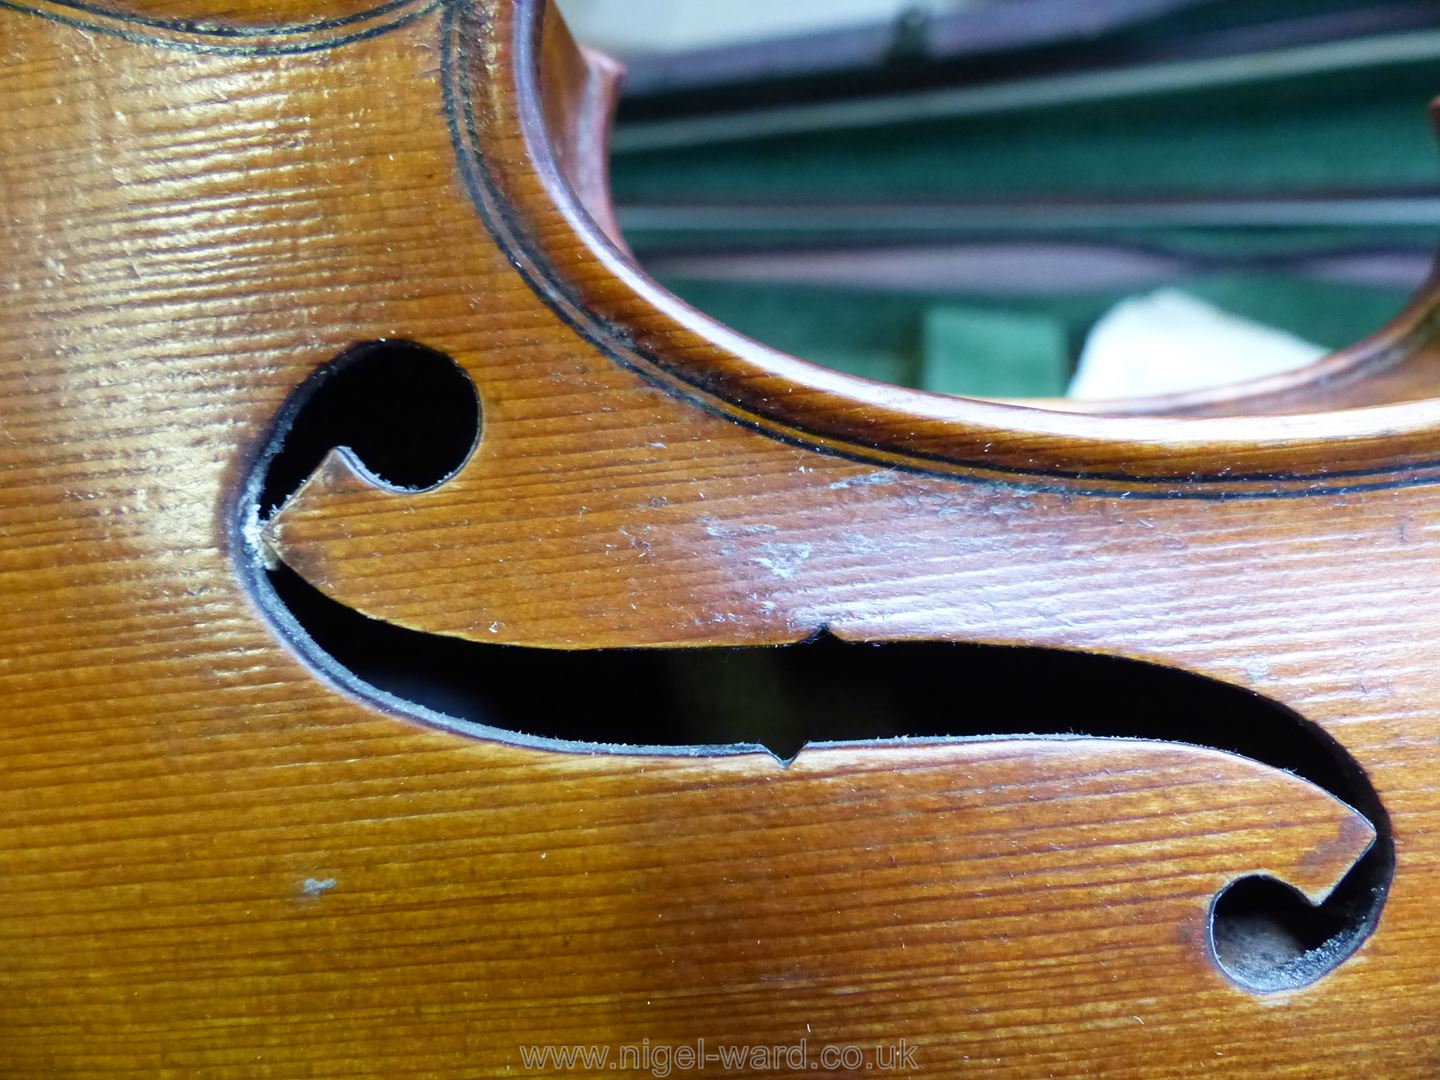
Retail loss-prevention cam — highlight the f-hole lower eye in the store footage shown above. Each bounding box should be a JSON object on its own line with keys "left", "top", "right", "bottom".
{"left": 258, "top": 339, "right": 480, "bottom": 515}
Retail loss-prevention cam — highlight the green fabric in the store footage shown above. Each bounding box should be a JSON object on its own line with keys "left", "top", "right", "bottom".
{"left": 921, "top": 306, "right": 1071, "bottom": 397}
{"left": 614, "top": 67, "right": 1440, "bottom": 206}
{"left": 611, "top": 0, "right": 1439, "bottom": 392}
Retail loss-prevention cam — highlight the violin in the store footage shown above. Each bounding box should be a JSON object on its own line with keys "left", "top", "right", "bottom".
{"left": 2, "top": 0, "right": 1438, "bottom": 1074}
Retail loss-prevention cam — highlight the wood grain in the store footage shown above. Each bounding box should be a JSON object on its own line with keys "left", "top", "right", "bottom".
{"left": 1, "top": 0, "right": 1438, "bottom": 1075}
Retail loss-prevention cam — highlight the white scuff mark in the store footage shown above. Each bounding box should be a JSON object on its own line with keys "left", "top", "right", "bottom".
{"left": 242, "top": 503, "right": 281, "bottom": 571}
{"left": 828, "top": 470, "right": 899, "bottom": 491}
{"left": 846, "top": 535, "right": 881, "bottom": 556}
{"left": 701, "top": 515, "right": 779, "bottom": 540}
{"left": 619, "top": 526, "right": 654, "bottom": 557}
{"left": 754, "top": 542, "right": 813, "bottom": 580}
{"left": 301, "top": 877, "right": 337, "bottom": 897}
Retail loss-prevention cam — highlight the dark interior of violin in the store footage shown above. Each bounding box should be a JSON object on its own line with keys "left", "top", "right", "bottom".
{"left": 2, "top": 0, "right": 1439, "bottom": 1075}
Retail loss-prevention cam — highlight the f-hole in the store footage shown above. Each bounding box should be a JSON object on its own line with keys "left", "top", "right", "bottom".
{"left": 237, "top": 339, "right": 1392, "bottom": 997}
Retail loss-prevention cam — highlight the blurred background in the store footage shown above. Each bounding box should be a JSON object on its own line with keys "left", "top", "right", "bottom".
{"left": 554, "top": 0, "right": 1440, "bottom": 403}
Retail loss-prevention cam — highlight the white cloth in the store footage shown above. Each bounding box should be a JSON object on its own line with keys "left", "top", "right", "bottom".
{"left": 1068, "top": 288, "right": 1327, "bottom": 400}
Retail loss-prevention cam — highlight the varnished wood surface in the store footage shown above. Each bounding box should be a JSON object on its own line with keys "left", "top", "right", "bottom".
{"left": 2, "top": 0, "right": 1440, "bottom": 1076}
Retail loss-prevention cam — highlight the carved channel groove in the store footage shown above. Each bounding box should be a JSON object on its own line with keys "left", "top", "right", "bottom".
{"left": 236, "top": 339, "right": 1393, "bottom": 995}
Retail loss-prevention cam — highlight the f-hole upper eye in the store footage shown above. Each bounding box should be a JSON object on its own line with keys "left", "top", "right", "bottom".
{"left": 257, "top": 339, "right": 480, "bottom": 516}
